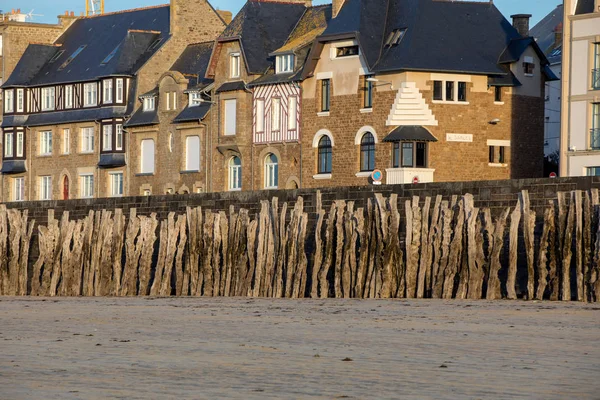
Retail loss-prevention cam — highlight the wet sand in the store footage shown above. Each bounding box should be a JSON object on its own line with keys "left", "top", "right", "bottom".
{"left": 0, "top": 297, "right": 599, "bottom": 399}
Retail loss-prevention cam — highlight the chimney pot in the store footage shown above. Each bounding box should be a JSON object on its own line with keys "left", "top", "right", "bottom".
{"left": 510, "top": 14, "right": 532, "bottom": 37}
{"left": 71, "top": 11, "right": 74, "bottom": 16}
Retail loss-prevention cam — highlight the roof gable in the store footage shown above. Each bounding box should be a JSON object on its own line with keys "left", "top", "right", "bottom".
{"left": 170, "top": 41, "right": 215, "bottom": 89}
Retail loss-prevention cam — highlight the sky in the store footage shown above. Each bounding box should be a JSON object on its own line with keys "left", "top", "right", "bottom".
{"left": 4, "top": 0, "right": 560, "bottom": 27}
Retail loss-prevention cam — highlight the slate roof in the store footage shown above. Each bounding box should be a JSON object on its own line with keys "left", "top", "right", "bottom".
{"left": 214, "top": 0, "right": 308, "bottom": 75}
{"left": 3, "top": 5, "right": 170, "bottom": 88}
{"left": 306, "top": 0, "right": 554, "bottom": 80}
{"left": 575, "top": 0, "right": 595, "bottom": 15}
{"left": 530, "top": 5, "right": 563, "bottom": 65}
{"left": 382, "top": 126, "right": 438, "bottom": 143}
{"left": 216, "top": 81, "right": 247, "bottom": 93}
{"left": 123, "top": 107, "right": 159, "bottom": 128}
{"left": 173, "top": 103, "right": 211, "bottom": 124}
{"left": 1, "top": 107, "right": 127, "bottom": 128}
{"left": 170, "top": 41, "right": 215, "bottom": 89}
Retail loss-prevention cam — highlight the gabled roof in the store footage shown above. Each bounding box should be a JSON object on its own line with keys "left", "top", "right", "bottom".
{"left": 123, "top": 106, "right": 159, "bottom": 128}
{"left": 3, "top": 5, "right": 170, "bottom": 88}
{"left": 575, "top": 0, "right": 595, "bottom": 15}
{"left": 173, "top": 103, "right": 211, "bottom": 124}
{"left": 2, "top": 44, "right": 61, "bottom": 87}
{"left": 170, "top": 41, "right": 215, "bottom": 89}
{"left": 530, "top": 5, "right": 563, "bottom": 65}
{"left": 209, "top": 0, "right": 308, "bottom": 76}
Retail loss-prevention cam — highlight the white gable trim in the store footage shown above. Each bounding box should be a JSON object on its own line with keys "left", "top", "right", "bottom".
{"left": 355, "top": 126, "right": 378, "bottom": 145}
{"left": 312, "top": 129, "right": 335, "bottom": 148}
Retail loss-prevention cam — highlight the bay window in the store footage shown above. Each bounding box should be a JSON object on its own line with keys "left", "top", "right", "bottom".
{"left": 84, "top": 82, "right": 97, "bottom": 107}
{"left": 393, "top": 142, "right": 428, "bottom": 168}
{"left": 103, "top": 79, "right": 113, "bottom": 104}
{"left": 42, "top": 87, "right": 55, "bottom": 111}
{"left": 16, "top": 89, "right": 24, "bottom": 112}
{"left": 65, "top": 85, "right": 74, "bottom": 109}
{"left": 4, "top": 132, "right": 13, "bottom": 157}
{"left": 16, "top": 132, "right": 24, "bottom": 157}
{"left": 103, "top": 125, "right": 112, "bottom": 151}
{"left": 116, "top": 79, "right": 124, "bottom": 103}
{"left": 116, "top": 124, "right": 123, "bottom": 151}
{"left": 4, "top": 89, "right": 14, "bottom": 113}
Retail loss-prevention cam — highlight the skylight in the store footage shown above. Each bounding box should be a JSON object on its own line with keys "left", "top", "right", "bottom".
{"left": 49, "top": 50, "right": 65, "bottom": 63}
{"left": 101, "top": 44, "right": 121, "bottom": 65}
{"left": 385, "top": 28, "right": 407, "bottom": 47}
{"left": 58, "top": 45, "right": 87, "bottom": 70}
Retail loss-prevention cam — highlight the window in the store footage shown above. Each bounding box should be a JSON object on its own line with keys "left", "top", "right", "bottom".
{"left": 16, "top": 132, "right": 24, "bottom": 158}
{"left": 63, "top": 129, "right": 70, "bottom": 154}
{"left": 224, "top": 99, "right": 237, "bottom": 135}
{"left": 80, "top": 174, "right": 94, "bottom": 198}
{"left": 103, "top": 79, "right": 113, "bottom": 104}
{"left": 229, "top": 156, "right": 242, "bottom": 191}
{"left": 40, "top": 131, "right": 52, "bottom": 155}
{"left": 4, "top": 132, "right": 13, "bottom": 157}
{"left": 256, "top": 99, "right": 265, "bottom": 132}
{"left": 288, "top": 97, "right": 298, "bottom": 130}
{"left": 457, "top": 82, "right": 467, "bottom": 102}
{"left": 523, "top": 56, "right": 535, "bottom": 76}
{"left": 318, "top": 136, "right": 332, "bottom": 174}
{"left": 149, "top": 38, "right": 163, "bottom": 51}
{"left": 143, "top": 96, "right": 155, "bottom": 111}
{"left": 393, "top": 142, "right": 427, "bottom": 168}
{"left": 101, "top": 45, "right": 120, "bottom": 65}
{"left": 116, "top": 124, "right": 123, "bottom": 151}
{"left": 186, "top": 136, "right": 200, "bottom": 171}
{"left": 14, "top": 177, "right": 25, "bottom": 202}
{"left": 499, "top": 146, "right": 506, "bottom": 164}
{"left": 102, "top": 125, "right": 112, "bottom": 151}
{"left": 166, "top": 91, "right": 177, "bottom": 111}
{"left": 587, "top": 167, "right": 600, "bottom": 176}
{"left": 110, "top": 173, "right": 124, "bottom": 197}
{"left": 264, "top": 153, "right": 278, "bottom": 189}
{"left": 593, "top": 43, "right": 600, "bottom": 90}
{"left": 4, "top": 89, "right": 14, "bottom": 113}
{"left": 166, "top": 92, "right": 171, "bottom": 111}
{"left": 494, "top": 86, "right": 503, "bottom": 102}
{"left": 321, "top": 79, "right": 331, "bottom": 112}
{"left": 84, "top": 82, "right": 97, "bottom": 107}
{"left": 65, "top": 85, "right": 73, "bottom": 109}
{"left": 16, "top": 89, "right": 24, "bottom": 112}
{"left": 336, "top": 45, "right": 359, "bottom": 58}
{"left": 592, "top": 103, "right": 600, "bottom": 149}
{"left": 169, "top": 133, "right": 174, "bottom": 152}
{"left": 489, "top": 146, "right": 495, "bottom": 163}
{"left": 445, "top": 82, "right": 454, "bottom": 101}
{"left": 0, "top": 35, "right": 3, "bottom": 56}
{"left": 272, "top": 98, "right": 281, "bottom": 131}
{"left": 42, "top": 87, "right": 55, "bottom": 111}
{"left": 230, "top": 53, "right": 240, "bottom": 78}
{"left": 189, "top": 92, "right": 202, "bottom": 107}
{"left": 433, "top": 81, "right": 443, "bottom": 100}
{"left": 364, "top": 76, "right": 373, "bottom": 108}
{"left": 49, "top": 50, "right": 65, "bottom": 63}
{"left": 385, "top": 28, "right": 407, "bottom": 47}
{"left": 140, "top": 139, "right": 155, "bottom": 174}
{"left": 40, "top": 176, "right": 52, "bottom": 201}
{"left": 59, "top": 45, "right": 86, "bottom": 70}
{"left": 116, "top": 79, "right": 124, "bottom": 103}
{"left": 276, "top": 54, "right": 294, "bottom": 74}
{"left": 81, "top": 127, "right": 94, "bottom": 153}
{"left": 360, "top": 132, "right": 375, "bottom": 172}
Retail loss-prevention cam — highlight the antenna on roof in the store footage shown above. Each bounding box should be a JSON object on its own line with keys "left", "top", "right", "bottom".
{"left": 85, "top": 0, "right": 105, "bottom": 16}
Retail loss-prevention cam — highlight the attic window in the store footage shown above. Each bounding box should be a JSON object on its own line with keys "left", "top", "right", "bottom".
{"left": 523, "top": 56, "right": 535, "bottom": 76}
{"left": 189, "top": 92, "right": 202, "bottom": 107}
{"left": 276, "top": 54, "right": 294, "bottom": 74}
{"left": 143, "top": 96, "right": 155, "bottom": 111}
{"left": 385, "top": 29, "right": 407, "bottom": 47}
{"left": 101, "top": 44, "right": 121, "bottom": 65}
{"left": 49, "top": 50, "right": 65, "bottom": 63}
{"left": 148, "top": 38, "right": 163, "bottom": 51}
{"left": 59, "top": 45, "right": 87, "bottom": 70}
{"left": 336, "top": 45, "right": 359, "bottom": 58}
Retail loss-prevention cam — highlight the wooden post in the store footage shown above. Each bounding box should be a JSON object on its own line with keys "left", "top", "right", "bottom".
{"left": 486, "top": 208, "right": 510, "bottom": 300}
{"left": 417, "top": 197, "right": 431, "bottom": 298}
{"left": 562, "top": 192, "right": 576, "bottom": 301}
{"left": 507, "top": 197, "right": 522, "bottom": 300}
{"left": 536, "top": 203, "right": 554, "bottom": 300}
{"left": 521, "top": 190, "right": 536, "bottom": 300}
{"left": 443, "top": 198, "right": 465, "bottom": 299}
{"left": 574, "top": 190, "right": 584, "bottom": 301}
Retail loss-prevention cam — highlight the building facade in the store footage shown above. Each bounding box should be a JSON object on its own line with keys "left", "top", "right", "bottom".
{"left": 561, "top": 0, "right": 600, "bottom": 177}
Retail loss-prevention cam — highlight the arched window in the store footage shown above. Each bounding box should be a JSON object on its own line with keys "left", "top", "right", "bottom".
{"left": 264, "top": 153, "right": 278, "bottom": 189}
{"left": 228, "top": 156, "right": 242, "bottom": 191}
{"left": 360, "top": 132, "right": 376, "bottom": 172}
{"left": 318, "top": 136, "right": 332, "bottom": 174}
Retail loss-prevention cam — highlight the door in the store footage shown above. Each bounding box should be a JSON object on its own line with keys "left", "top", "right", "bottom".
{"left": 63, "top": 176, "right": 69, "bottom": 200}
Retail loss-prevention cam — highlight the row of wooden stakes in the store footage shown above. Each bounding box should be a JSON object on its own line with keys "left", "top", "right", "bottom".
{"left": 0, "top": 190, "right": 598, "bottom": 301}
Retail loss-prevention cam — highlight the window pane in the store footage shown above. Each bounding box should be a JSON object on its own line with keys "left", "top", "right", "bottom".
{"left": 458, "top": 82, "right": 467, "bottom": 102}
{"left": 433, "top": 81, "right": 443, "bottom": 100}
{"left": 446, "top": 81, "right": 454, "bottom": 101}
{"left": 318, "top": 136, "right": 332, "bottom": 174}
{"left": 402, "top": 143, "right": 413, "bottom": 167}
{"left": 489, "top": 146, "right": 495, "bottom": 163}
{"left": 416, "top": 143, "right": 426, "bottom": 167}
{"left": 393, "top": 142, "right": 400, "bottom": 168}
{"left": 495, "top": 86, "right": 502, "bottom": 102}
{"left": 360, "top": 133, "right": 375, "bottom": 171}
{"left": 321, "top": 80, "right": 330, "bottom": 112}
{"left": 499, "top": 146, "right": 506, "bottom": 164}
{"left": 364, "top": 78, "right": 373, "bottom": 108}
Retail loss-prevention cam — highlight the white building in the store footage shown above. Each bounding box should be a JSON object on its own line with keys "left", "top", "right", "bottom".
{"left": 561, "top": 0, "right": 600, "bottom": 176}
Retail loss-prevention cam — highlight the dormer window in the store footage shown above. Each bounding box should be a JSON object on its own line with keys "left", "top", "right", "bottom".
{"left": 385, "top": 28, "right": 407, "bottom": 47}
{"left": 143, "top": 97, "right": 155, "bottom": 112}
{"left": 189, "top": 92, "right": 202, "bottom": 107}
{"left": 523, "top": 56, "right": 535, "bottom": 76}
{"left": 230, "top": 53, "right": 241, "bottom": 78}
{"left": 276, "top": 54, "right": 294, "bottom": 74}
{"left": 336, "top": 45, "right": 359, "bottom": 58}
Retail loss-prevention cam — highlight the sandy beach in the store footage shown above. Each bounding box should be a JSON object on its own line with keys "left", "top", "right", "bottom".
{"left": 0, "top": 297, "right": 599, "bottom": 399}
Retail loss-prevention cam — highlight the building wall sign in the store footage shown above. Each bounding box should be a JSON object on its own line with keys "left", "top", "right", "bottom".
{"left": 446, "top": 133, "right": 473, "bottom": 143}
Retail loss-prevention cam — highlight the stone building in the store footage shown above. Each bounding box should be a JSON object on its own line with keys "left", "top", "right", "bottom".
{"left": 560, "top": 0, "right": 600, "bottom": 177}
{"left": 0, "top": 0, "right": 227, "bottom": 202}
{"left": 299, "top": 0, "right": 556, "bottom": 188}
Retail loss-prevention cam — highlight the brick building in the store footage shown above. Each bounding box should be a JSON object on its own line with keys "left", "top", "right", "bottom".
{"left": 0, "top": 0, "right": 227, "bottom": 202}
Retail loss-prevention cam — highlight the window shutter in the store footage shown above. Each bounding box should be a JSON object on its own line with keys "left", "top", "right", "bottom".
{"left": 141, "top": 139, "right": 155, "bottom": 174}
{"left": 186, "top": 136, "right": 200, "bottom": 171}
{"left": 225, "top": 99, "right": 237, "bottom": 135}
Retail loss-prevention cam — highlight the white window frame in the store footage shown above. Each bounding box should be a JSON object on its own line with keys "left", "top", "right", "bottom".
{"left": 16, "top": 89, "right": 24, "bottom": 113}
{"left": 63, "top": 129, "right": 70, "bottom": 154}
{"left": 40, "top": 176, "right": 52, "bottom": 201}
{"left": 4, "top": 89, "right": 14, "bottom": 113}
{"left": 256, "top": 99, "right": 265, "bottom": 133}
{"left": 102, "top": 125, "right": 112, "bottom": 151}
{"left": 264, "top": 154, "right": 278, "bottom": 189}
{"left": 40, "top": 131, "right": 52, "bottom": 155}
{"left": 166, "top": 92, "right": 171, "bottom": 111}
{"left": 110, "top": 172, "right": 124, "bottom": 197}
{"left": 172, "top": 91, "right": 177, "bottom": 110}
{"left": 224, "top": 99, "right": 237, "bottom": 136}
{"left": 185, "top": 135, "right": 201, "bottom": 172}
{"left": 276, "top": 54, "right": 294, "bottom": 74}
{"left": 84, "top": 82, "right": 97, "bottom": 107}
{"left": 81, "top": 127, "right": 94, "bottom": 153}
{"left": 230, "top": 53, "right": 241, "bottom": 78}
{"left": 116, "top": 78, "right": 124, "bottom": 103}
{"left": 189, "top": 92, "right": 202, "bottom": 107}
{"left": 116, "top": 124, "right": 123, "bottom": 151}
{"left": 288, "top": 96, "right": 298, "bottom": 130}
{"left": 143, "top": 97, "right": 155, "bottom": 112}
{"left": 14, "top": 177, "right": 25, "bottom": 202}
{"left": 228, "top": 157, "right": 242, "bottom": 191}
{"left": 103, "top": 79, "right": 113, "bottom": 104}
{"left": 65, "top": 85, "right": 74, "bottom": 109}
{"left": 42, "top": 87, "right": 55, "bottom": 111}
{"left": 272, "top": 98, "right": 281, "bottom": 132}
{"left": 16, "top": 131, "right": 23, "bottom": 158}
{"left": 80, "top": 174, "right": 94, "bottom": 199}
{"left": 431, "top": 79, "right": 469, "bottom": 105}
{"left": 4, "top": 132, "right": 13, "bottom": 157}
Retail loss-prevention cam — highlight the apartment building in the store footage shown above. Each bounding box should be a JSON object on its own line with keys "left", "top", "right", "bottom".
{"left": 0, "top": 0, "right": 227, "bottom": 202}
{"left": 561, "top": 0, "right": 600, "bottom": 177}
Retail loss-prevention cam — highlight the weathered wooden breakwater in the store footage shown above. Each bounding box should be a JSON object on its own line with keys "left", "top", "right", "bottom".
{"left": 0, "top": 189, "right": 599, "bottom": 301}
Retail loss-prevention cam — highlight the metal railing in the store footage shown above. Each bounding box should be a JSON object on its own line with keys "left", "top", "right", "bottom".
{"left": 593, "top": 69, "right": 600, "bottom": 90}
{"left": 591, "top": 128, "right": 600, "bottom": 149}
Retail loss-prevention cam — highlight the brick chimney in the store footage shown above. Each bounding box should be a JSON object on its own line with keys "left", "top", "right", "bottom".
{"left": 333, "top": 0, "right": 345, "bottom": 18}
{"left": 57, "top": 10, "right": 78, "bottom": 27}
{"left": 510, "top": 14, "right": 532, "bottom": 37}
{"left": 554, "top": 22, "right": 563, "bottom": 49}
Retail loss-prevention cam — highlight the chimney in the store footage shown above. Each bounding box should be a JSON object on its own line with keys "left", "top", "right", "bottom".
{"left": 217, "top": 10, "right": 232, "bottom": 25}
{"left": 510, "top": 14, "right": 532, "bottom": 37}
{"left": 554, "top": 22, "right": 563, "bottom": 49}
{"left": 58, "top": 11, "right": 78, "bottom": 27}
{"left": 333, "top": 0, "right": 345, "bottom": 18}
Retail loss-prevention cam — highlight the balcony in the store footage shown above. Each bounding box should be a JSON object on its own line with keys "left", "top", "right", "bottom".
{"left": 385, "top": 167, "right": 435, "bottom": 185}
{"left": 593, "top": 69, "right": 600, "bottom": 90}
